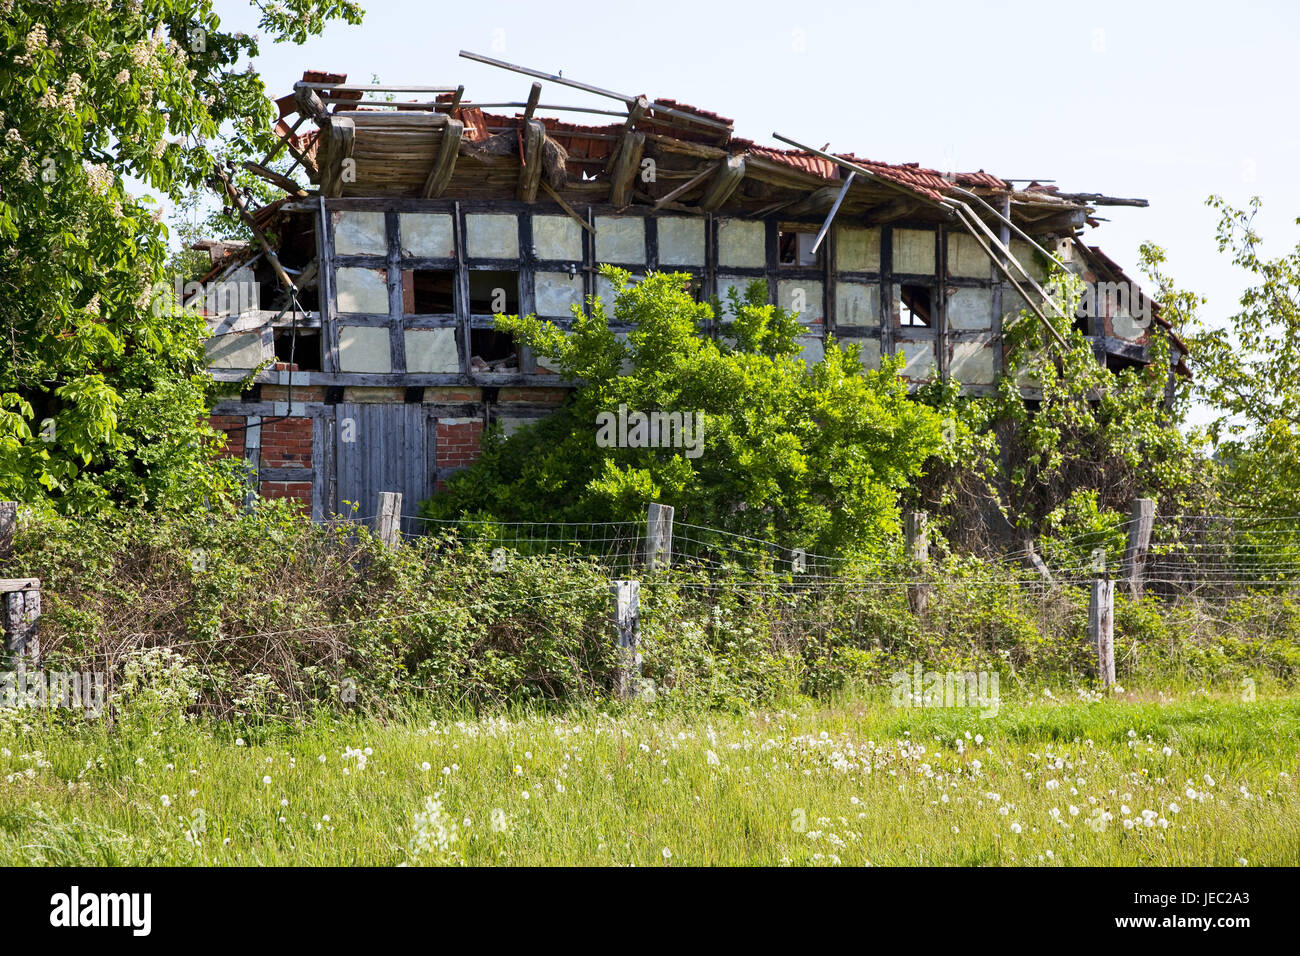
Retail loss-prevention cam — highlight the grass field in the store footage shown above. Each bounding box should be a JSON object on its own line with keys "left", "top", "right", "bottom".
{"left": 0, "top": 689, "right": 1297, "bottom": 866}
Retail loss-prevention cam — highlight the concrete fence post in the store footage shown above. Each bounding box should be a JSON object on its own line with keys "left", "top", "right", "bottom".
{"left": 644, "top": 502, "right": 674, "bottom": 571}
{"left": 376, "top": 491, "right": 402, "bottom": 548}
{"left": 611, "top": 579, "right": 641, "bottom": 699}
{"left": 1089, "top": 577, "right": 1115, "bottom": 688}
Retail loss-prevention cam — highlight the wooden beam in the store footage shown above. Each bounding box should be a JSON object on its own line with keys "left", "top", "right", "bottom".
{"left": 783, "top": 184, "right": 842, "bottom": 218}
{"left": 697, "top": 155, "right": 746, "bottom": 212}
{"left": 321, "top": 116, "right": 354, "bottom": 198}
{"left": 608, "top": 130, "right": 645, "bottom": 207}
{"left": 242, "top": 161, "right": 308, "bottom": 197}
{"left": 539, "top": 181, "right": 595, "bottom": 235}
{"left": 517, "top": 118, "right": 546, "bottom": 202}
{"left": 422, "top": 119, "right": 464, "bottom": 198}
{"left": 522, "top": 82, "right": 542, "bottom": 122}
{"left": 652, "top": 162, "right": 718, "bottom": 208}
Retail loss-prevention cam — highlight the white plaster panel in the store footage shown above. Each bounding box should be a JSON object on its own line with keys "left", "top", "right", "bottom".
{"left": 465, "top": 213, "right": 519, "bottom": 260}
{"left": 657, "top": 217, "right": 706, "bottom": 266}
{"left": 534, "top": 271, "right": 585, "bottom": 317}
{"left": 404, "top": 328, "right": 460, "bottom": 373}
{"left": 896, "top": 340, "right": 938, "bottom": 380}
{"left": 594, "top": 216, "right": 646, "bottom": 264}
{"left": 893, "top": 228, "right": 936, "bottom": 275}
{"left": 532, "top": 215, "right": 584, "bottom": 261}
{"left": 835, "top": 226, "right": 881, "bottom": 272}
{"left": 947, "top": 287, "right": 994, "bottom": 330}
{"left": 205, "top": 332, "right": 266, "bottom": 369}
{"left": 717, "top": 218, "right": 766, "bottom": 269}
{"left": 338, "top": 325, "right": 392, "bottom": 373}
{"left": 835, "top": 282, "right": 880, "bottom": 328}
{"left": 335, "top": 267, "right": 390, "bottom": 314}
{"left": 333, "top": 211, "right": 387, "bottom": 256}
{"left": 947, "top": 232, "right": 990, "bottom": 278}
{"left": 779, "top": 278, "right": 824, "bottom": 326}
{"left": 950, "top": 340, "right": 996, "bottom": 385}
{"left": 399, "top": 213, "right": 455, "bottom": 259}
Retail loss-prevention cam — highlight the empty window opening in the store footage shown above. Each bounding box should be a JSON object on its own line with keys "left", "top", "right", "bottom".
{"left": 898, "top": 285, "right": 932, "bottom": 327}
{"left": 273, "top": 329, "right": 321, "bottom": 371}
{"left": 404, "top": 269, "right": 456, "bottom": 314}
{"left": 778, "top": 229, "right": 822, "bottom": 267}
{"left": 468, "top": 270, "right": 520, "bottom": 315}
{"left": 470, "top": 328, "right": 519, "bottom": 373}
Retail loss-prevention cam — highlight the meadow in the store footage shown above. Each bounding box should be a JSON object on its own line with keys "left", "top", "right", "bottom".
{"left": 0, "top": 687, "right": 1295, "bottom": 866}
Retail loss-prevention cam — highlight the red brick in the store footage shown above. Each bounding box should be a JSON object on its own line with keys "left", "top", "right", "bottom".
{"left": 261, "top": 385, "right": 325, "bottom": 402}
{"left": 496, "top": 387, "right": 567, "bottom": 405}
{"left": 260, "top": 417, "right": 314, "bottom": 469}
{"left": 209, "top": 415, "right": 246, "bottom": 459}
{"left": 260, "top": 480, "right": 312, "bottom": 510}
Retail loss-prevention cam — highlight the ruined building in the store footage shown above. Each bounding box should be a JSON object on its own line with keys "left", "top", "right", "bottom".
{"left": 199, "top": 56, "right": 1187, "bottom": 528}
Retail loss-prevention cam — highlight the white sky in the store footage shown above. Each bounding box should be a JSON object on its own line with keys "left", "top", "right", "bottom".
{"left": 208, "top": 0, "right": 1300, "bottom": 341}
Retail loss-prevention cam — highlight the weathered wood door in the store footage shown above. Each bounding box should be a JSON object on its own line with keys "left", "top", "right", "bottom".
{"left": 326, "top": 403, "right": 437, "bottom": 535}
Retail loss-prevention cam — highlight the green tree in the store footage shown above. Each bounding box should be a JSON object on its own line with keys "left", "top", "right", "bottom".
{"left": 0, "top": 0, "right": 362, "bottom": 511}
{"left": 921, "top": 255, "right": 1211, "bottom": 559}
{"left": 425, "top": 270, "right": 947, "bottom": 556}
{"left": 1190, "top": 197, "right": 1300, "bottom": 516}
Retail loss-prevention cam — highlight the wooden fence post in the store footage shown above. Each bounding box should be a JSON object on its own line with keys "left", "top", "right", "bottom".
{"left": 0, "top": 502, "right": 15, "bottom": 557}
{"left": 905, "top": 511, "right": 930, "bottom": 613}
{"left": 644, "top": 502, "right": 674, "bottom": 571}
{"left": 1089, "top": 577, "right": 1115, "bottom": 688}
{"left": 375, "top": 491, "right": 402, "bottom": 548}
{"left": 1121, "top": 497, "right": 1155, "bottom": 599}
{"left": 611, "top": 579, "right": 640, "bottom": 699}
{"left": 2, "top": 578, "right": 41, "bottom": 674}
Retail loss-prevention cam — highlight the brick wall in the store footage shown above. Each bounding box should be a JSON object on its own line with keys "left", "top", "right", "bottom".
{"left": 436, "top": 418, "right": 483, "bottom": 469}
{"left": 260, "top": 417, "right": 313, "bottom": 469}
{"left": 259, "top": 480, "right": 312, "bottom": 510}
{"left": 209, "top": 415, "right": 246, "bottom": 459}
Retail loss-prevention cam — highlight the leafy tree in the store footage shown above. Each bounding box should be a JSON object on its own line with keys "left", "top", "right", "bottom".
{"left": 424, "top": 270, "right": 947, "bottom": 556}
{"left": 1190, "top": 197, "right": 1300, "bottom": 516}
{"left": 920, "top": 254, "right": 1211, "bottom": 557}
{"left": 0, "top": 0, "right": 362, "bottom": 511}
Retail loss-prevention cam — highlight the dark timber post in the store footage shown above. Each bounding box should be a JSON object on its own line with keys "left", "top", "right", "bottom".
{"left": 1121, "top": 498, "right": 1155, "bottom": 599}
{"left": 611, "top": 579, "right": 640, "bottom": 699}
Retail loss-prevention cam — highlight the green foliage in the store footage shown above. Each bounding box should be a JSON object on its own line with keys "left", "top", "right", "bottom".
{"left": 920, "top": 257, "right": 1211, "bottom": 545}
{"left": 425, "top": 269, "right": 947, "bottom": 556}
{"left": 1190, "top": 197, "right": 1300, "bottom": 516}
{"left": 0, "top": 0, "right": 361, "bottom": 512}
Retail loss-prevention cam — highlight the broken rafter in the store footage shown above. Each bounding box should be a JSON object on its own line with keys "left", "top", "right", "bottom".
{"left": 321, "top": 116, "right": 355, "bottom": 198}
{"left": 459, "top": 50, "right": 732, "bottom": 133}
{"left": 242, "top": 160, "right": 308, "bottom": 197}
{"left": 422, "top": 119, "right": 464, "bottom": 198}
{"left": 1049, "top": 191, "right": 1148, "bottom": 208}
{"left": 697, "top": 155, "right": 746, "bottom": 212}
{"left": 539, "top": 181, "right": 595, "bottom": 235}
{"left": 516, "top": 119, "right": 546, "bottom": 202}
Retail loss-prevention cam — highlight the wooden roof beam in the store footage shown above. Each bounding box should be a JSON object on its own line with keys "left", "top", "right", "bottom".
{"left": 697, "top": 155, "right": 746, "bottom": 212}
{"left": 517, "top": 119, "right": 547, "bottom": 202}
{"left": 422, "top": 119, "right": 464, "bottom": 198}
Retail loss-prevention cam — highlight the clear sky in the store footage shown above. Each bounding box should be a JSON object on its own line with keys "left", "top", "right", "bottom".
{"left": 209, "top": 0, "right": 1299, "bottom": 335}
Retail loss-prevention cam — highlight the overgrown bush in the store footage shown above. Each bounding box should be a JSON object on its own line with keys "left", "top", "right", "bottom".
{"left": 5, "top": 506, "right": 1296, "bottom": 729}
